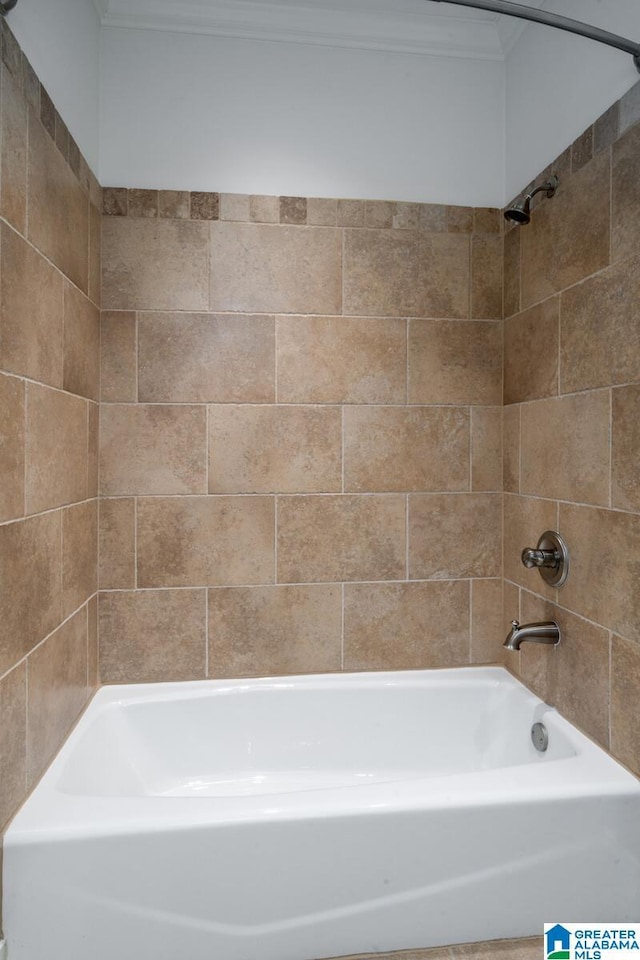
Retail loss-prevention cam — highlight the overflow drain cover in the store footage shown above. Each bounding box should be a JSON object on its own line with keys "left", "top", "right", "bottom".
{"left": 531, "top": 722, "right": 549, "bottom": 753}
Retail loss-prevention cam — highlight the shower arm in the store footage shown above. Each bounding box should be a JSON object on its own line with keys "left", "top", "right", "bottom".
{"left": 0, "top": 0, "right": 18, "bottom": 15}
{"left": 431, "top": 0, "right": 640, "bottom": 74}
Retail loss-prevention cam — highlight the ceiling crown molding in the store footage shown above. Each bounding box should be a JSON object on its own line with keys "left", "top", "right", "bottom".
{"left": 98, "top": 0, "right": 524, "bottom": 61}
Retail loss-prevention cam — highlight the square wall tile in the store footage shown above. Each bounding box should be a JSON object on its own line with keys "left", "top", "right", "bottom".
{"left": 560, "top": 503, "right": 640, "bottom": 643}
{"left": 99, "top": 589, "right": 206, "bottom": 683}
{"left": 102, "top": 217, "right": 210, "bottom": 311}
{"left": 503, "top": 226, "right": 520, "bottom": 319}
{"left": 100, "top": 404, "right": 207, "bottom": 496}
{"left": 520, "top": 392, "right": 610, "bottom": 506}
{"left": 208, "top": 584, "right": 342, "bottom": 677}
{"left": 27, "top": 109, "right": 89, "bottom": 293}
{"left": 0, "top": 663, "right": 26, "bottom": 830}
{"left": 0, "top": 221, "right": 63, "bottom": 387}
{"left": 62, "top": 500, "right": 98, "bottom": 618}
{"left": 504, "top": 298, "right": 559, "bottom": 404}
{"left": 344, "top": 406, "right": 469, "bottom": 493}
{"left": 210, "top": 222, "right": 342, "bottom": 315}
{"left": 100, "top": 311, "right": 137, "bottom": 402}
{"left": 502, "top": 404, "right": 520, "bottom": 494}
{"left": 138, "top": 313, "right": 275, "bottom": 403}
{"left": 520, "top": 150, "right": 610, "bottom": 308}
{"left": 471, "top": 234, "right": 503, "bottom": 320}
{"left": 611, "top": 635, "right": 640, "bottom": 777}
{"left": 277, "top": 316, "right": 406, "bottom": 405}
{"left": 27, "top": 608, "right": 89, "bottom": 787}
{"left": 0, "top": 512, "right": 62, "bottom": 676}
{"left": 471, "top": 579, "right": 504, "bottom": 663}
{"left": 0, "top": 372, "right": 25, "bottom": 522}
{"left": 89, "top": 200, "right": 101, "bottom": 308}
{"left": 137, "top": 496, "right": 275, "bottom": 587}
{"left": 99, "top": 498, "right": 136, "bottom": 590}
{"left": 343, "top": 229, "right": 470, "bottom": 318}
{"left": 25, "top": 383, "right": 88, "bottom": 513}
{"left": 63, "top": 281, "right": 100, "bottom": 401}
{"left": 560, "top": 255, "right": 640, "bottom": 393}
{"left": 612, "top": 384, "right": 640, "bottom": 512}
{"left": 612, "top": 122, "right": 640, "bottom": 263}
{"left": 520, "top": 592, "right": 609, "bottom": 748}
{"left": 344, "top": 581, "right": 469, "bottom": 670}
{"left": 277, "top": 495, "right": 406, "bottom": 583}
{"left": 471, "top": 407, "right": 502, "bottom": 492}
{"left": 409, "top": 320, "right": 501, "bottom": 405}
{"left": 1, "top": 63, "right": 27, "bottom": 235}
{"left": 409, "top": 494, "right": 501, "bottom": 580}
{"left": 208, "top": 405, "right": 341, "bottom": 494}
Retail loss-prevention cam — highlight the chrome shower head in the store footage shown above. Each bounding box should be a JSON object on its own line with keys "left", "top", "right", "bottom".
{"left": 504, "top": 175, "right": 559, "bottom": 225}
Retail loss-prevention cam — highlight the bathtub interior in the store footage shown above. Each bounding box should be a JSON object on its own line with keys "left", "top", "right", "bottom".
{"left": 55, "top": 670, "right": 577, "bottom": 798}
{"left": 4, "top": 667, "right": 640, "bottom": 960}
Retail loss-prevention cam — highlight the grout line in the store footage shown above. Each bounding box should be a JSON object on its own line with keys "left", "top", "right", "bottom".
{"left": 205, "top": 588, "right": 209, "bottom": 679}
{"left": 5, "top": 488, "right": 634, "bottom": 528}
{"left": 85, "top": 602, "right": 90, "bottom": 690}
{"left": 468, "top": 233, "right": 472, "bottom": 320}
{"left": 127, "top": 307, "right": 503, "bottom": 323}
{"left": 85, "top": 400, "right": 91, "bottom": 500}
{"left": 340, "top": 582, "right": 345, "bottom": 671}
{"left": 516, "top": 404, "right": 521, "bottom": 494}
{"left": 514, "top": 582, "right": 616, "bottom": 637}
{"left": 608, "top": 387, "right": 613, "bottom": 509}
{"left": 609, "top": 142, "right": 614, "bottom": 267}
{"left": 24, "top": 652, "right": 30, "bottom": 788}
{"left": 205, "top": 404, "right": 210, "bottom": 495}
{"left": 134, "top": 497, "right": 138, "bottom": 590}
{"left": 98, "top": 577, "right": 499, "bottom": 596}
{"left": 0, "top": 597, "right": 97, "bottom": 685}
{"left": 340, "top": 227, "right": 345, "bottom": 316}
{"left": 468, "top": 406, "right": 473, "bottom": 491}
{"left": 0, "top": 214, "right": 98, "bottom": 309}
{"left": 22, "top": 378, "right": 28, "bottom": 516}
{"left": 96, "top": 382, "right": 629, "bottom": 405}
{"left": 468, "top": 579, "right": 473, "bottom": 663}
{"left": 405, "top": 494, "right": 410, "bottom": 580}
{"left": 504, "top": 489, "right": 637, "bottom": 515}
{"left": 135, "top": 312, "right": 139, "bottom": 402}
{"left": 405, "top": 318, "right": 410, "bottom": 404}
{"left": 557, "top": 291, "right": 562, "bottom": 396}
{"left": 341, "top": 406, "right": 345, "bottom": 494}
{"left": 274, "top": 316, "right": 279, "bottom": 404}
{"left": 608, "top": 630, "right": 613, "bottom": 748}
{"left": 274, "top": 496, "right": 278, "bottom": 584}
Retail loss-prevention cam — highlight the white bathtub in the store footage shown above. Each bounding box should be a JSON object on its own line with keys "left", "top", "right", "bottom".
{"left": 4, "top": 667, "right": 640, "bottom": 960}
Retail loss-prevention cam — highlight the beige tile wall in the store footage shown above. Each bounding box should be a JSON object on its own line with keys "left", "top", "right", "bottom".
{"left": 99, "top": 192, "right": 504, "bottom": 684}
{"left": 499, "top": 82, "right": 640, "bottom": 778}
{"left": 0, "top": 21, "right": 100, "bottom": 841}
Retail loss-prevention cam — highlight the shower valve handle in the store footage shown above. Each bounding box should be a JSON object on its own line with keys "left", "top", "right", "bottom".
{"left": 521, "top": 547, "right": 558, "bottom": 569}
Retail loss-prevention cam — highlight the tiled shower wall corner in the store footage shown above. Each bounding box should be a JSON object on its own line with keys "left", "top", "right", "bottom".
{"left": 497, "top": 84, "right": 640, "bottom": 779}
{"left": 98, "top": 193, "right": 504, "bottom": 682}
{"left": 0, "top": 22, "right": 101, "bottom": 836}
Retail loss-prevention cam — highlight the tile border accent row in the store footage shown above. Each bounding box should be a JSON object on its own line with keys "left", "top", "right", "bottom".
{"left": 102, "top": 187, "right": 502, "bottom": 235}
{"left": 505, "top": 76, "right": 640, "bottom": 220}
{"left": 0, "top": 20, "right": 99, "bottom": 204}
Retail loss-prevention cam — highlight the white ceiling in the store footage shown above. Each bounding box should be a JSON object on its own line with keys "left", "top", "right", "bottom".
{"left": 95, "top": 0, "right": 543, "bottom": 60}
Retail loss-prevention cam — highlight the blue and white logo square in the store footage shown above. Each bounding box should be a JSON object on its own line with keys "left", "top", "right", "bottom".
{"left": 546, "top": 924, "right": 571, "bottom": 959}
{"left": 545, "top": 923, "right": 640, "bottom": 959}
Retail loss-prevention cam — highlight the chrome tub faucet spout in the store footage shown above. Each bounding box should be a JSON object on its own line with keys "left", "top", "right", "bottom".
{"left": 503, "top": 620, "right": 561, "bottom": 651}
